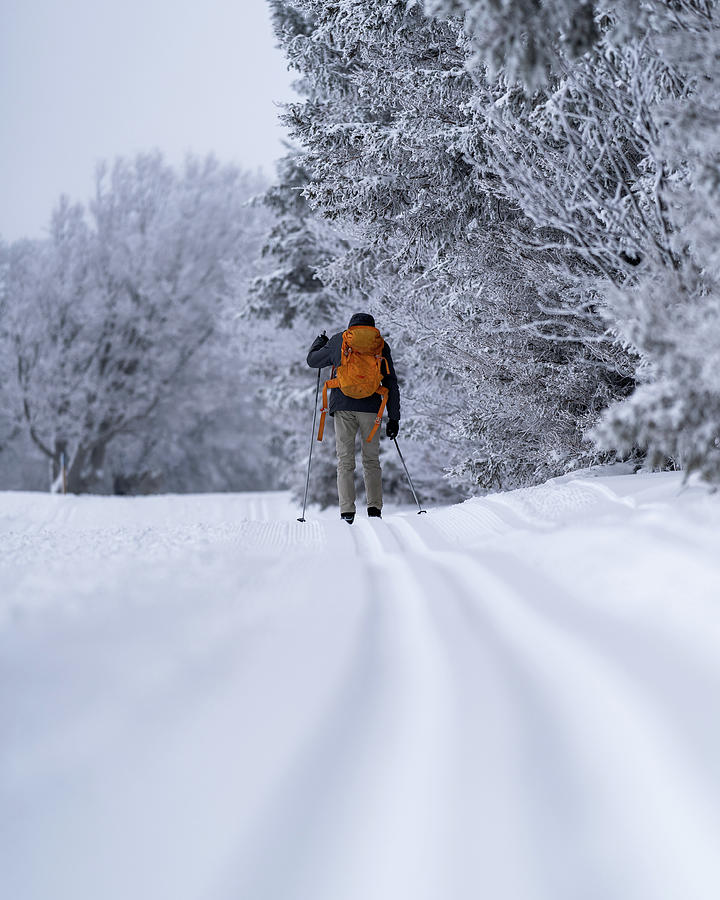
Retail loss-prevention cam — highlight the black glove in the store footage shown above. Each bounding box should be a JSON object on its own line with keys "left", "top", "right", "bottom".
{"left": 310, "top": 332, "right": 328, "bottom": 351}
{"left": 386, "top": 419, "right": 399, "bottom": 439}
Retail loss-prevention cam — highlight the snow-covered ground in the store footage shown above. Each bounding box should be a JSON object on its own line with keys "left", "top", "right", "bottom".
{"left": 2, "top": 470, "right": 720, "bottom": 900}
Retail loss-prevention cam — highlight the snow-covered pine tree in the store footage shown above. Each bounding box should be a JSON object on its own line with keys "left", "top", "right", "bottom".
{"left": 456, "top": 2, "right": 720, "bottom": 480}
{"left": 427, "top": 0, "right": 600, "bottom": 88}
{"left": 246, "top": 147, "right": 352, "bottom": 509}
{"left": 259, "top": 2, "right": 466, "bottom": 503}
{"left": 593, "top": 4, "right": 720, "bottom": 479}
{"left": 244, "top": 1, "right": 354, "bottom": 509}
{"left": 272, "top": 0, "right": 636, "bottom": 489}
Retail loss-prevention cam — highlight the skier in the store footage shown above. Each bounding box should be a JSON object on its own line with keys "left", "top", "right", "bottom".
{"left": 307, "top": 312, "right": 400, "bottom": 523}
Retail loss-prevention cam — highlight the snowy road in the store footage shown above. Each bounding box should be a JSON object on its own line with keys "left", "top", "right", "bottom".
{"left": 2, "top": 472, "right": 720, "bottom": 900}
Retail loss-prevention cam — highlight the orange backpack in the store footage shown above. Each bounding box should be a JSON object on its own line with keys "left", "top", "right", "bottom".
{"left": 317, "top": 326, "right": 389, "bottom": 443}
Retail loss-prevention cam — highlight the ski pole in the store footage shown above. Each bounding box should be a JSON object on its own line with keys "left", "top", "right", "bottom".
{"left": 298, "top": 347, "right": 325, "bottom": 523}
{"left": 393, "top": 437, "right": 426, "bottom": 514}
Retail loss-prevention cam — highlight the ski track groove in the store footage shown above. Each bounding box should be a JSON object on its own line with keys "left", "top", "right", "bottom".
{"left": 349, "top": 517, "right": 540, "bottom": 896}
{"left": 230, "top": 521, "right": 463, "bottom": 900}
{"left": 3, "top": 481, "right": 720, "bottom": 900}
{"left": 378, "top": 512, "right": 720, "bottom": 900}
{"left": 368, "top": 515, "right": 554, "bottom": 897}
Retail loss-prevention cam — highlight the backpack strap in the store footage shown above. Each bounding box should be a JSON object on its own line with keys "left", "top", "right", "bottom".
{"left": 366, "top": 386, "right": 389, "bottom": 442}
{"left": 317, "top": 375, "right": 339, "bottom": 441}
{"left": 364, "top": 354, "right": 389, "bottom": 441}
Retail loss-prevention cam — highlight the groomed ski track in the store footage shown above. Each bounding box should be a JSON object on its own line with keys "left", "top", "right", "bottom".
{"left": 2, "top": 472, "right": 720, "bottom": 900}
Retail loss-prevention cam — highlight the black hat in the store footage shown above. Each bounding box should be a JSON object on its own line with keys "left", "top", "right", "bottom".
{"left": 348, "top": 312, "right": 375, "bottom": 328}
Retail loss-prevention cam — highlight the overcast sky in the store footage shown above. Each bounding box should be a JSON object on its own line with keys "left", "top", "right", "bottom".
{"left": 0, "top": 0, "right": 297, "bottom": 241}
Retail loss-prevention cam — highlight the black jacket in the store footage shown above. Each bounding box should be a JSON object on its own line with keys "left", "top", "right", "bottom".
{"left": 307, "top": 331, "right": 401, "bottom": 420}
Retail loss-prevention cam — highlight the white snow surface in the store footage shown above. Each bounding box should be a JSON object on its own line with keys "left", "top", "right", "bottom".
{"left": 2, "top": 470, "right": 720, "bottom": 900}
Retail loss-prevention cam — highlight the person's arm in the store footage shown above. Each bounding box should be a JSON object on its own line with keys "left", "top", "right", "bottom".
{"left": 382, "top": 344, "right": 401, "bottom": 422}
{"left": 307, "top": 332, "right": 334, "bottom": 368}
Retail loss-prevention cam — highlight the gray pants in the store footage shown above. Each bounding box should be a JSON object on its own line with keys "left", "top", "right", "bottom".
{"left": 334, "top": 410, "right": 382, "bottom": 514}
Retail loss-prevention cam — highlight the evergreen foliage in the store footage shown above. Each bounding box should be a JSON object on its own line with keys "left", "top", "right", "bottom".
{"left": 250, "top": 1, "right": 465, "bottom": 508}
{"left": 266, "top": 0, "right": 720, "bottom": 486}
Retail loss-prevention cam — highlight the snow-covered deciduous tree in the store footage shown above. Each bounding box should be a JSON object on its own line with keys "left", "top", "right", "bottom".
{"left": 0, "top": 240, "right": 22, "bottom": 460}
{"left": 1, "top": 154, "right": 269, "bottom": 492}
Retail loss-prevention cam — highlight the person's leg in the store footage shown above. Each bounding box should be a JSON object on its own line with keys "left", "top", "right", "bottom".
{"left": 334, "top": 411, "right": 359, "bottom": 515}
{"left": 357, "top": 411, "right": 383, "bottom": 511}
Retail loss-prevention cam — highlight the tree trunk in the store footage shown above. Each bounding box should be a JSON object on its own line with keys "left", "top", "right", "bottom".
{"left": 51, "top": 438, "right": 67, "bottom": 485}
{"left": 89, "top": 440, "right": 108, "bottom": 488}
{"left": 65, "top": 446, "right": 88, "bottom": 494}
